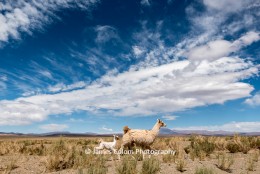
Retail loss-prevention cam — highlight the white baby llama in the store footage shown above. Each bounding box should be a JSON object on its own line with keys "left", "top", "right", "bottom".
{"left": 121, "top": 119, "right": 166, "bottom": 150}
{"left": 94, "top": 135, "right": 119, "bottom": 153}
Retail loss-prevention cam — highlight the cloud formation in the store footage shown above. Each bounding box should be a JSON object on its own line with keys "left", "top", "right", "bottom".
{"left": 132, "top": 46, "right": 146, "bottom": 57}
{"left": 244, "top": 93, "right": 260, "bottom": 106}
{"left": 0, "top": 48, "right": 258, "bottom": 125}
{"left": 100, "top": 126, "right": 113, "bottom": 132}
{"left": 174, "top": 121, "right": 260, "bottom": 132}
{"left": 162, "top": 115, "right": 178, "bottom": 121}
{"left": 95, "top": 25, "right": 120, "bottom": 44}
{"left": 48, "top": 81, "right": 88, "bottom": 93}
{"left": 0, "top": 0, "right": 98, "bottom": 43}
{"left": 40, "top": 124, "right": 68, "bottom": 132}
{"left": 140, "top": 0, "right": 150, "bottom": 6}
{"left": 0, "top": 1, "right": 259, "bottom": 127}
{"left": 187, "top": 32, "right": 260, "bottom": 61}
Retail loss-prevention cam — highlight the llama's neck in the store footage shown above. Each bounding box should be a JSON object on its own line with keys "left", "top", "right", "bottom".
{"left": 112, "top": 137, "right": 116, "bottom": 145}
{"left": 150, "top": 123, "right": 160, "bottom": 137}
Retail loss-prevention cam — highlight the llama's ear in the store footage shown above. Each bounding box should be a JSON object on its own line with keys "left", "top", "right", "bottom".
{"left": 157, "top": 119, "right": 161, "bottom": 123}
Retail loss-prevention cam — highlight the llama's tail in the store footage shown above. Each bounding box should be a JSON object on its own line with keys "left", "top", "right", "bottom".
{"left": 123, "top": 126, "right": 131, "bottom": 134}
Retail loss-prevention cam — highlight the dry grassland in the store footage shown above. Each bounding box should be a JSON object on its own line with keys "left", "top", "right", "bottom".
{"left": 0, "top": 135, "right": 259, "bottom": 174}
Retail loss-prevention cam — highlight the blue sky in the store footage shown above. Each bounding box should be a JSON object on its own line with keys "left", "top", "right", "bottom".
{"left": 0, "top": 0, "right": 260, "bottom": 133}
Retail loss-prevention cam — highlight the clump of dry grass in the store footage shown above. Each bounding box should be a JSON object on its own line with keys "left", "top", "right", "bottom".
{"left": 226, "top": 142, "right": 241, "bottom": 153}
{"left": 226, "top": 135, "right": 260, "bottom": 154}
{"left": 45, "top": 138, "right": 98, "bottom": 171}
{"left": 4, "top": 157, "right": 18, "bottom": 173}
{"left": 209, "top": 137, "right": 226, "bottom": 151}
{"left": 152, "top": 137, "right": 184, "bottom": 150}
{"left": 26, "top": 143, "right": 46, "bottom": 155}
{"left": 0, "top": 141, "right": 22, "bottom": 155}
{"left": 217, "top": 153, "right": 234, "bottom": 172}
{"left": 162, "top": 153, "right": 175, "bottom": 163}
{"left": 160, "top": 138, "right": 178, "bottom": 163}
{"left": 252, "top": 150, "right": 259, "bottom": 162}
{"left": 246, "top": 150, "right": 259, "bottom": 172}
{"left": 247, "top": 156, "right": 256, "bottom": 171}
{"left": 249, "top": 136, "right": 260, "bottom": 149}
{"left": 187, "top": 136, "right": 215, "bottom": 160}
{"left": 132, "top": 151, "right": 143, "bottom": 161}
{"left": 152, "top": 139, "right": 168, "bottom": 150}
{"left": 195, "top": 167, "right": 215, "bottom": 174}
{"left": 0, "top": 140, "right": 46, "bottom": 156}
{"left": 175, "top": 156, "right": 186, "bottom": 172}
{"left": 141, "top": 157, "right": 160, "bottom": 174}
{"left": 116, "top": 156, "right": 137, "bottom": 174}
{"left": 85, "top": 156, "right": 108, "bottom": 174}
{"left": 46, "top": 139, "right": 73, "bottom": 171}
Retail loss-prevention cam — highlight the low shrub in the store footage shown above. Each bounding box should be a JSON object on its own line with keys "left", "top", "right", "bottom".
{"left": 176, "top": 158, "right": 186, "bottom": 172}
{"left": 116, "top": 156, "right": 137, "bottom": 174}
{"left": 195, "top": 167, "right": 215, "bottom": 174}
{"left": 141, "top": 157, "right": 160, "bottom": 174}
{"left": 217, "top": 153, "right": 234, "bottom": 172}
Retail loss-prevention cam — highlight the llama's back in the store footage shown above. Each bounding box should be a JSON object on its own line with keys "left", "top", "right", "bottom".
{"left": 103, "top": 142, "right": 115, "bottom": 149}
{"left": 123, "top": 129, "right": 154, "bottom": 145}
{"left": 129, "top": 129, "right": 150, "bottom": 136}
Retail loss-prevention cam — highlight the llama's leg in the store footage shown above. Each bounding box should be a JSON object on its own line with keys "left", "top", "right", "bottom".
{"left": 111, "top": 147, "right": 115, "bottom": 153}
{"left": 94, "top": 144, "right": 104, "bottom": 153}
{"left": 110, "top": 147, "right": 118, "bottom": 155}
{"left": 141, "top": 145, "right": 151, "bottom": 159}
{"left": 130, "top": 141, "right": 135, "bottom": 150}
{"left": 146, "top": 146, "right": 152, "bottom": 158}
{"left": 139, "top": 145, "right": 145, "bottom": 160}
{"left": 119, "top": 144, "right": 124, "bottom": 154}
{"left": 111, "top": 148, "right": 120, "bottom": 160}
{"left": 110, "top": 147, "right": 115, "bottom": 161}
{"left": 148, "top": 146, "right": 152, "bottom": 158}
{"left": 128, "top": 144, "right": 136, "bottom": 161}
{"left": 119, "top": 143, "right": 126, "bottom": 160}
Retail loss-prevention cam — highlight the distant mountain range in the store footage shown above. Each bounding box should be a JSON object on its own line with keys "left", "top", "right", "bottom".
{"left": 159, "top": 128, "right": 260, "bottom": 136}
{"left": 0, "top": 131, "right": 100, "bottom": 137}
{"left": 1, "top": 128, "right": 260, "bottom": 137}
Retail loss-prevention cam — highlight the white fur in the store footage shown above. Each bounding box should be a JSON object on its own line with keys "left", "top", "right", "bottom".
{"left": 94, "top": 135, "right": 119, "bottom": 153}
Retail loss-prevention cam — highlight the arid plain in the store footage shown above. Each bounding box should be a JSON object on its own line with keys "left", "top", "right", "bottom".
{"left": 0, "top": 135, "right": 259, "bottom": 174}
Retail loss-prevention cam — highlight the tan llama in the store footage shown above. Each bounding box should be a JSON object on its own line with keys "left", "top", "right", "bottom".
{"left": 120, "top": 119, "right": 166, "bottom": 150}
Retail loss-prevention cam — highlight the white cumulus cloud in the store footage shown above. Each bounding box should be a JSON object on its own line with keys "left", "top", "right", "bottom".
{"left": 162, "top": 115, "right": 178, "bottom": 121}
{"left": 132, "top": 46, "right": 146, "bottom": 57}
{"left": 0, "top": 54, "right": 257, "bottom": 125}
{"left": 174, "top": 121, "right": 260, "bottom": 132}
{"left": 244, "top": 93, "right": 260, "bottom": 106}
{"left": 187, "top": 31, "right": 260, "bottom": 61}
{"left": 40, "top": 124, "right": 68, "bottom": 132}
{"left": 100, "top": 126, "right": 113, "bottom": 132}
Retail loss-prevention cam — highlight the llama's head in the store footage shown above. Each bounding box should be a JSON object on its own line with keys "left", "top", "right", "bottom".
{"left": 115, "top": 136, "right": 119, "bottom": 140}
{"left": 113, "top": 135, "right": 120, "bottom": 140}
{"left": 157, "top": 119, "right": 167, "bottom": 128}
